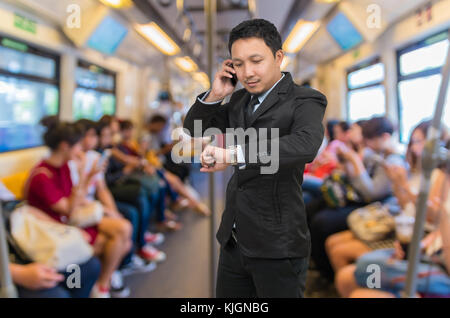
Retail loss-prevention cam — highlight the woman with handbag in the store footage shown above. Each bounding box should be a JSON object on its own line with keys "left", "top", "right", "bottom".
{"left": 310, "top": 117, "right": 408, "bottom": 281}
{"left": 336, "top": 167, "right": 450, "bottom": 298}
{"left": 327, "top": 121, "right": 446, "bottom": 273}
{"left": 25, "top": 117, "right": 133, "bottom": 298}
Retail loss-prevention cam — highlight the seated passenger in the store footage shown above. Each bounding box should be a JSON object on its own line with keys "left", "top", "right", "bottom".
{"left": 310, "top": 116, "right": 407, "bottom": 281}
{"left": 98, "top": 119, "right": 182, "bottom": 232}
{"left": 72, "top": 119, "right": 166, "bottom": 266}
{"left": 336, "top": 165, "right": 450, "bottom": 298}
{"left": 1, "top": 185, "right": 101, "bottom": 298}
{"left": 25, "top": 116, "right": 132, "bottom": 298}
{"left": 326, "top": 120, "right": 437, "bottom": 272}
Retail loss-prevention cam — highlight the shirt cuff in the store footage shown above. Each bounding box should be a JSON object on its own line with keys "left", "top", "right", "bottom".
{"left": 198, "top": 90, "right": 224, "bottom": 105}
{"left": 236, "top": 145, "right": 246, "bottom": 169}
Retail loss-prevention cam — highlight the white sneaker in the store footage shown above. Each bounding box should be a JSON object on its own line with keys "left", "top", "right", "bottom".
{"left": 121, "top": 254, "right": 157, "bottom": 276}
{"left": 90, "top": 284, "right": 111, "bottom": 298}
{"left": 110, "top": 271, "right": 130, "bottom": 298}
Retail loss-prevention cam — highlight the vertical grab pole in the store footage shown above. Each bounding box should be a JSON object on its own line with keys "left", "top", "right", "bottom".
{"left": 403, "top": 34, "right": 450, "bottom": 297}
{"left": 0, "top": 201, "right": 18, "bottom": 298}
{"left": 204, "top": 0, "right": 217, "bottom": 298}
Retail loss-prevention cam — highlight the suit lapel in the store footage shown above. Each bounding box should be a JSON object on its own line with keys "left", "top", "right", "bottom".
{"left": 248, "top": 72, "right": 292, "bottom": 127}
{"left": 248, "top": 91, "right": 279, "bottom": 127}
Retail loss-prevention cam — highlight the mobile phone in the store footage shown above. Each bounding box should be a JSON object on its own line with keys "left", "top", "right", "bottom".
{"left": 98, "top": 149, "right": 111, "bottom": 168}
{"left": 227, "top": 62, "right": 237, "bottom": 86}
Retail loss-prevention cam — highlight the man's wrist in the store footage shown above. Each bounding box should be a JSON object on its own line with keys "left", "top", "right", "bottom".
{"left": 204, "top": 91, "right": 225, "bottom": 103}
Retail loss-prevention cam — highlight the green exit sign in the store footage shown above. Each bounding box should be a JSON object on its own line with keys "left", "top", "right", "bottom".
{"left": 14, "top": 13, "right": 37, "bottom": 34}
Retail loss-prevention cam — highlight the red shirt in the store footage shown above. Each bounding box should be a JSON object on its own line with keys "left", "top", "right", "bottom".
{"left": 25, "top": 160, "right": 73, "bottom": 223}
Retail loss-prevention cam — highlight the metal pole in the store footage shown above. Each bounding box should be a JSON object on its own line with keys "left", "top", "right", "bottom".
{"left": 204, "top": 0, "right": 217, "bottom": 298}
{"left": 0, "top": 201, "right": 18, "bottom": 298}
{"left": 403, "top": 33, "right": 450, "bottom": 297}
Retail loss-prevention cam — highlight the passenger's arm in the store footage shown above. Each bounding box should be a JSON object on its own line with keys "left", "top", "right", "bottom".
{"left": 439, "top": 176, "right": 450, "bottom": 273}
{"left": 111, "top": 147, "right": 141, "bottom": 167}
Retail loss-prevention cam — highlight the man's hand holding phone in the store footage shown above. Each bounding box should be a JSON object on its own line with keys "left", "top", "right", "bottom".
{"left": 204, "top": 59, "right": 237, "bottom": 103}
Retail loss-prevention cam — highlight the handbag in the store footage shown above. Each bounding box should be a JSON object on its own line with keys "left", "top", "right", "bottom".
{"left": 320, "top": 170, "right": 364, "bottom": 208}
{"left": 347, "top": 202, "right": 395, "bottom": 242}
{"left": 69, "top": 200, "right": 104, "bottom": 228}
{"left": 10, "top": 205, "right": 94, "bottom": 271}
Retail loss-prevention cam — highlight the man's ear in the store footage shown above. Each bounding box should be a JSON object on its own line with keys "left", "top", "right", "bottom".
{"left": 275, "top": 50, "right": 284, "bottom": 66}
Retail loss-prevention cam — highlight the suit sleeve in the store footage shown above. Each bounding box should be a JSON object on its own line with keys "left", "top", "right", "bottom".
{"left": 183, "top": 92, "right": 231, "bottom": 137}
{"left": 242, "top": 96, "right": 326, "bottom": 170}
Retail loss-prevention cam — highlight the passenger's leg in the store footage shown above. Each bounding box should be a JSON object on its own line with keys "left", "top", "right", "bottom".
{"left": 17, "top": 285, "right": 71, "bottom": 298}
{"left": 327, "top": 240, "right": 372, "bottom": 272}
{"left": 115, "top": 201, "right": 139, "bottom": 265}
{"left": 325, "top": 230, "right": 355, "bottom": 253}
{"left": 94, "top": 217, "right": 132, "bottom": 289}
{"left": 335, "top": 264, "right": 359, "bottom": 297}
{"left": 349, "top": 288, "right": 396, "bottom": 298}
{"left": 310, "top": 205, "right": 362, "bottom": 280}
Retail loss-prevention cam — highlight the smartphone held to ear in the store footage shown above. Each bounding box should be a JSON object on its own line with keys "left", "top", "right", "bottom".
{"left": 230, "top": 71, "right": 237, "bottom": 86}
{"left": 226, "top": 62, "right": 237, "bottom": 86}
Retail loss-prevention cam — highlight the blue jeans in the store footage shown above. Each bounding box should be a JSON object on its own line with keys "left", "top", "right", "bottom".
{"left": 355, "top": 248, "right": 450, "bottom": 297}
{"left": 17, "top": 257, "right": 101, "bottom": 298}
{"left": 116, "top": 193, "right": 152, "bottom": 255}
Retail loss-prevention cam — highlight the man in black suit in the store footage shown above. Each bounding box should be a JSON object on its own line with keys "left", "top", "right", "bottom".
{"left": 183, "top": 19, "right": 327, "bottom": 297}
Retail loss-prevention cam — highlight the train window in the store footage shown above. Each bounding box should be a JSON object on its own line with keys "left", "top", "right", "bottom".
{"left": 397, "top": 30, "right": 449, "bottom": 143}
{"left": 73, "top": 60, "right": 116, "bottom": 120}
{"left": 347, "top": 59, "right": 385, "bottom": 122}
{"left": 0, "top": 36, "right": 59, "bottom": 153}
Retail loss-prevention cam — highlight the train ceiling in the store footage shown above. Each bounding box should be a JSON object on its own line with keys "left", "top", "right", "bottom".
{"left": 7, "top": 0, "right": 434, "bottom": 72}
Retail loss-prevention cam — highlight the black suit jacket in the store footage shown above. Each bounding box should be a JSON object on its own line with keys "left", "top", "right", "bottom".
{"left": 184, "top": 72, "right": 327, "bottom": 258}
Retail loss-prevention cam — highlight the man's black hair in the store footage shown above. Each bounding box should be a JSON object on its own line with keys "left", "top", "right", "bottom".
{"left": 362, "top": 117, "right": 394, "bottom": 140}
{"left": 228, "top": 19, "right": 282, "bottom": 57}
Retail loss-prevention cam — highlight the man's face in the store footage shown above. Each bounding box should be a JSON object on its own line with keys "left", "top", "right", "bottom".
{"left": 231, "top": 37, "right": 283, "bottom": 95}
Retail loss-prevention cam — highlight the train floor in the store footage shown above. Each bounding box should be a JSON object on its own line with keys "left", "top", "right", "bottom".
{"left": 124, "top": 166, "right": 338, "bottom": 298}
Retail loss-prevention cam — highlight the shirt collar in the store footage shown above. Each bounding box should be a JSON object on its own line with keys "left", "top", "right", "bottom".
{"left": 252, "top": 73, "right": 285, "bottom": 104}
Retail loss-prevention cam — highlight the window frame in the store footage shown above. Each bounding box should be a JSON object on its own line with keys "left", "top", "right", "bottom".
{"left": 346, "top": 57, "right": 385, "bottom": 121}
{"left": 396, "top": 29, "right": 449, "bottom": 143}
{"left": 0, "top": 35, "right": 61, "bottom": 153}
{"left": 74, "top": 60, "right": 117, "bottom": 119}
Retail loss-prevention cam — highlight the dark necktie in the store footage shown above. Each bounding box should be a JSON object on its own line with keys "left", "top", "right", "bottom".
{"left": 245, "top": 95, "right": 259, "bottom": 127}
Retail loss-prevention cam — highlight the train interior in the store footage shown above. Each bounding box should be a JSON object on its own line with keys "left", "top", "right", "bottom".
{"left": 0, "top": 0, "right": 449, "bottom": 298}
